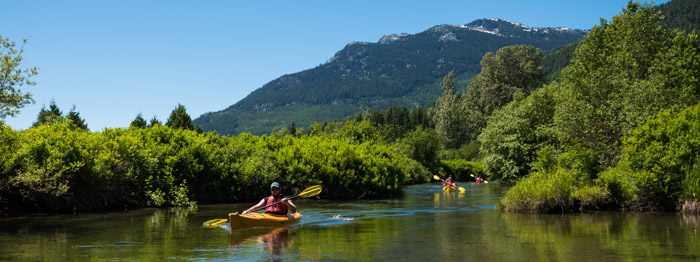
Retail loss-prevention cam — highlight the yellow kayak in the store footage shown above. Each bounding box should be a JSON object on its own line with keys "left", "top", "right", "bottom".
{"left": 228, "top": 212, "right": 302, "bottom": 229}
{"left": 443, "top": 186, "right": 456, "bottom": 192}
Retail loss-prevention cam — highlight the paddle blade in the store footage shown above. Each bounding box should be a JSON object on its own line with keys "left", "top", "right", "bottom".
{"left": 433, "top": 175, "right": 441, "bottom": 181}
{"left": 459, "top": 187, "right": 466, "bottom": 193}
{"left": 484, "top": 180, "right": 489, "bottom": 184}
{"left": 470, "top": 174, "right": 475, "bottom": 177}
{"left": 439, "top": 171, "right": 445, "bottom": 176}
{"left": 298, "top": 185, "right": 322, "bottom": 198}
{"left": 203, "top": 218, "right": 228, "bottom": 228}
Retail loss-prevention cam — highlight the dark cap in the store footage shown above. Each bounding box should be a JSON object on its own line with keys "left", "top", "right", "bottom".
{"left": 270, "top": 182, "right": 280, "bottom": 189}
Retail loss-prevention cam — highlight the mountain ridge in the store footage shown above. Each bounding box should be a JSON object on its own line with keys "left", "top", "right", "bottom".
{"left": 195, "top": 18, "right": 587, "bottom": 135}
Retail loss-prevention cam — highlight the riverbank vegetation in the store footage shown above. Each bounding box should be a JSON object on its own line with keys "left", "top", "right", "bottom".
{"left": 0, "top": 120, "right": 440, "bottom": 214}
{"left": 493, "top": 2, "right": 700, "bottom": 213}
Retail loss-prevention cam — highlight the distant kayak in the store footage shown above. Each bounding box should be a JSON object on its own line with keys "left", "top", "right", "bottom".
{"left": 228, "top": 212, "right": 302, "bottom": 229}
{"left": 442, "top": 186, "right": 456, "bottom": 192}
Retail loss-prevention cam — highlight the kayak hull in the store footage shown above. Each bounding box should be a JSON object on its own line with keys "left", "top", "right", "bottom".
{"left": 228, "top": 212, "right": 302, "bottom": 229}
{"left": 443, "top": 186, "right": 456, "bottom": 192}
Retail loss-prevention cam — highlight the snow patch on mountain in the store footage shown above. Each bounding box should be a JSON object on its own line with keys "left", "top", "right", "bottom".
{"left": 378, "top": 33, "right": 411, "bottom": 44}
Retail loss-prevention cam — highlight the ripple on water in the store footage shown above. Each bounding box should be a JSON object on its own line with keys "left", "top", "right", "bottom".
{"left": 331, "top": 215, "right": 354, "bottom": 221}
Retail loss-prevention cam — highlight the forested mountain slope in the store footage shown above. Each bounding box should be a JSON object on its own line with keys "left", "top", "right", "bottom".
{"left": 195, "top": 19, "right": 587, "bottom": 135}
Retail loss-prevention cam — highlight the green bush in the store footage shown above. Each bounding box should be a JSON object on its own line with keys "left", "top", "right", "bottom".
{"left": 612, "top": 103, "right": 700, "bottom": 210}
{"left": 478, "top": 84, "right": 558, "bottom": 183}
{"left": 395, "top": 127, "right": 441, "bottom": 166}
{"left": 0, "top": 120, "right": 428, "bottom": 214}
{"left": 497, "top": 168, "right": 578, "bottom": 213}
{"left": 440, "top": 159, "right": 484, "bottom": 182}
{"left": 499, "top": 148, "right": 611, "bottom": 213}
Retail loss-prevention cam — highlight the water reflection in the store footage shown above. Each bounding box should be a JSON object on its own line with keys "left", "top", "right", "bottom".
{"left": 433, "top": 191, "right": 466, "bottom": 207}
{"left": 489, "top": 212, "right": 700, "bottom": 261}
{"left": 228, "top": 227, "right": 294, "bottom": 261}
{"left": 2, "top": 184, "right": 700, "bottom": 261}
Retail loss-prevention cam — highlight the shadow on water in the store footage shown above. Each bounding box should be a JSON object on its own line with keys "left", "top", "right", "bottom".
{"left": 1, "top": 183, "right": 700, "bottom": 261}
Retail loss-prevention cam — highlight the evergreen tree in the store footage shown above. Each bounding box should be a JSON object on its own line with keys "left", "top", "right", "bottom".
{"left": 66, "top": 105, "right": 88, "bottom": 130}
{"left": 32, "top": 100, "right": 63, "bottom": 128}
{"left": 149, "top": 116, "right": 162, "bottom": 127}
{"left": 409, "top": 106, "right": 430, "bottom": 128}
{"left": 369, "top": 109, "right": 384, "bottom": 127}
{"left": 131, "top": 113, "right": 147, "bottom": 128}
{"left": 287, "top": 121, "right": 296, "bottom": 137}
{"left": 166, "top": 104, "right": 194, "bottom": 130}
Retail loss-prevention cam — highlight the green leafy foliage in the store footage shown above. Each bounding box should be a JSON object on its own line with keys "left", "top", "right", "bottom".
{"left": 608, "top": 103, "right": 700, "bottom": 209}
{"left": 434, "top": 72, "right": 468, "bottom": 149}
{"left": 497, "top": 158, "right": 610, "bottom": 213}
{"left": 435, "top": 45, "right": 547, "bottom": 151}
{"left": 478, "top": 84, "right": 558, "bottom": 182}
{"left": 394, "top": 127, "right": 441, "bottom": 166}
{"left": 439, "top": 159, "right": 483, "bottom": 182}
{"left": 554, "top": 1, "right": 700, "bottom": 167}
{"left": 497, "top": 1, "right": 700, "bottom": 212}
{"left": 0, "top": 119, "right": 428, "bottom": 214}
{"left": 0, "top": 35, "right": 38, "bottom": 118}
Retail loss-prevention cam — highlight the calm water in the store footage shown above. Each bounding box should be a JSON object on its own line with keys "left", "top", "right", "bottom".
{"left": 1, "top": 183, "right": 699, "bottom": 261}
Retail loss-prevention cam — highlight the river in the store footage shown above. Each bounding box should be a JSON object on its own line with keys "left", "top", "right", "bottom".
{"left": 1, "top": 183, "right": 699, "bottom": 261}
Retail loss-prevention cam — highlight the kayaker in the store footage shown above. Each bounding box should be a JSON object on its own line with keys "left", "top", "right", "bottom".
{"left": 476, "top": 176, "right": 483, "bottom": 184}
{"left": 444, "top": 175, "right": 457, "bottom": 189}
{"left": 242, "top": 182, "right": 297, "bottom": 215}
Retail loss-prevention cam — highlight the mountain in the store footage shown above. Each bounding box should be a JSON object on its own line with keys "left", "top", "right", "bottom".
{"left": 658, "top": 0, "right": 700, "bottom": 33}
{"left": 194, "top": 19, "right": 587, "bottom": 135}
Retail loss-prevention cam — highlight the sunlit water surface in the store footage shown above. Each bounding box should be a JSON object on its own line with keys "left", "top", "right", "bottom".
{"left": 1, "top": 183, "right": 699, "bottom": 261}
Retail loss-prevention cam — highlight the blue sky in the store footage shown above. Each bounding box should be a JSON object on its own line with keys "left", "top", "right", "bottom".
{"left": 3, "top": 0, "right": 669, "bottom": 131}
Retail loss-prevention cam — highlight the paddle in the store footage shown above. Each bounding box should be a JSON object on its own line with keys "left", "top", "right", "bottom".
{"left": 433, "top": 175, "right": 465, "bottom": 193}
{"left": 470, "top": 174, "right": 489, "bottom": 184}
{"left": 203, "top": 185, "right": 322, "bottom": 228}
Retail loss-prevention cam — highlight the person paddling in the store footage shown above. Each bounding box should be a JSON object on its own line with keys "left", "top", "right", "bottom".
{"left": 242, "top": 182, "right": 297, "bottom": 215}
{"left": 443, "top": 175, "right": 458, "bottom": 189}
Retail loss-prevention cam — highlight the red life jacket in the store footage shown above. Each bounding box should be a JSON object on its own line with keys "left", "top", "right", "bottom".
{"left": 264, "top": 195, "right": 288, "bottom": 215}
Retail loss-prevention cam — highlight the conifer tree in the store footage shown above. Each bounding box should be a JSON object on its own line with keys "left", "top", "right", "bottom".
{"left": 149, "top": 116, "right": 161, "bottom": 127}
{"left": 166, "top": 104, "right": 194, "bottom": 130}
{"left": 131, "top": 113, "right": 147, "bottom": 128}
{"left": 66, "top": 105, "right": 88, "bottom": 130}
{"left": 32, "top": 100, "right": 63, "bottom": 128}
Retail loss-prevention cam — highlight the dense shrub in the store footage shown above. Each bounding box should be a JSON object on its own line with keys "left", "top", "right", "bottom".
{"left": 440, "top": 159, "right": 484, "bottom": 182}
{"left": 0, "top": 120, "right": 428, "bottom": 214}
{"left": 497, "top": 152, "right": 609, "bottom": 213}
{"left": 605, "top": 103, "right": 700, "bottom": 210}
